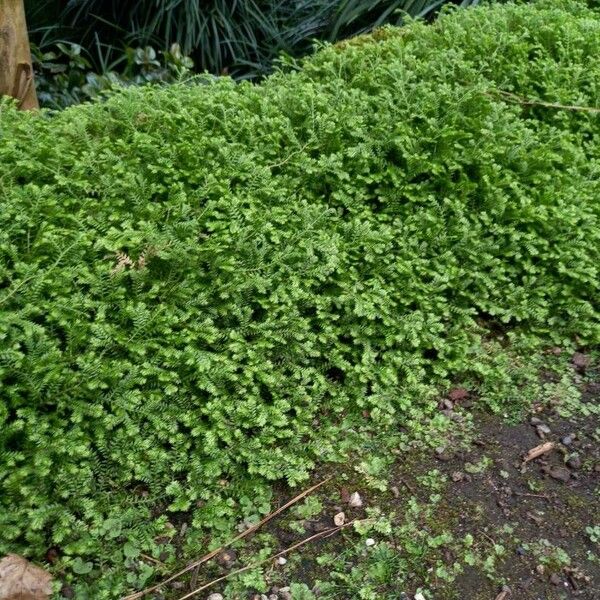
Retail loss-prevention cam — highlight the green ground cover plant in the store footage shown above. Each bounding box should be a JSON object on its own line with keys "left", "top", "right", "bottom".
{"left": 0, "top": 0, "right": 599, "bottom": 596}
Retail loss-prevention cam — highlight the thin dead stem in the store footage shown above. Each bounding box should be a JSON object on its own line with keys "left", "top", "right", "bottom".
{"left": 122, "top": 477, "right": 332, "bottom": 600}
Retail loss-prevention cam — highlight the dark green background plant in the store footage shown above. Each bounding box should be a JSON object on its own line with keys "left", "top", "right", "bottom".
{"left": 25, "top": 0, "right": 483, "bottom": 108}
{"left": 1, "top": 0, "right": 599, "bottom": 596}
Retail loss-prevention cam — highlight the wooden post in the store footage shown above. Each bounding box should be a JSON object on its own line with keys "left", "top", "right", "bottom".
{"left": 0, "top": 0, "right": 39, "bottom": 110}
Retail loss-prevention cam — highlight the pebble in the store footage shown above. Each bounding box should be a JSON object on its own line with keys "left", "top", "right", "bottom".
{"left": 561, "top": 434, "right": 574, "bottom": 446}
{"left": 279, "top": 590, "right": 292, "bottom": 600}
{"left": 348, "top": 492, "right": 363, "bottom": 508}
{"left": 206, "top": 594, "right": 224, "bottom": 600}
{"left": 441, "top": 398, "right": 454, "bottom": 410}
{"left": 516, "top": 546, "right": 526, "bottom": 556}
{"left": 277, "top": 556, "right": 287, "bottom": 566}
{"left": 567, "top": 455, "right": 582, "bottom": 469}
{"left": 365, "top": 538, "right": 376, "bottom": 547}
{"left": 391, "top": 485, "right": 401, "bottom": 498}
{"left": 452, "top": 471, "right": 464, "bottom": 482}
{"left": 536, "top": 424, "right": 551, "bottom": 437}
{"left": 548, "top": 466, "right": 571, "bottom": 482}
{"left": 333, "top": 512, "right": 346, "bottom": 526}
{"left": 269, "top": 595, "right": 278, "bottom": 600}
{"left": 414, "top": 593, "right": 427, "bottom": 600}
{"left": 572, "top": 352, "right": 591, "bottom": 370}
{"left": 530, "top": 417, "right": 544, "bottom": 426}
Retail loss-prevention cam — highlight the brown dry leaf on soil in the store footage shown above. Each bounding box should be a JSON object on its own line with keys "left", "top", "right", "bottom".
{"left": 0, "top": 555, "right": 52, "bottom": 600}
{"left": 523, "top": 441, "right": 555, "bottom": 464}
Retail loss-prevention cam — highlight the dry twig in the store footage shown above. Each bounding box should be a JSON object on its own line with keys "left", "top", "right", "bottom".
{"left": 489, "top": 89, "right": 600, "bottom": 114}
{"left": 122, "top": 477, "right": 332, "bottom": 600}
{"left": 176, "top": 519, "right": 367, "bottom": 600}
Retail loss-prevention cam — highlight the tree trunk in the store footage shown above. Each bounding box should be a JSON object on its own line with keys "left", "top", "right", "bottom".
{"left": 0, "top": 0, "right": 38, "bottom": 110}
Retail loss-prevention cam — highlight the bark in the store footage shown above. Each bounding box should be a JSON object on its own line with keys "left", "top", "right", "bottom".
{"left": 0, "top": 0, "right": 38, "bottom": 110}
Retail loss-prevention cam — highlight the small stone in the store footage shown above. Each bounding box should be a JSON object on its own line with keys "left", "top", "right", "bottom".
{"left": 207, "top": 594, "right": 224, "bottom": 600}
{"left": 348, "top": 492, "right": 363, "bottom": 508}
{"left": 536, "top": 424, "right": 551, "bottom": 438}
{"left": 516, "top": 546, "right": 526, "bottom": 556}
{"left": 567, "top": 455, "right": 582, "bottom": 469}
{"left": 530, "top": 416, "right": 544, "bottom": 426}
{"left": 550, "top": 573, "right": 562, "bottom": 586}
{"left": 572, "top": 352, "right": 591, "bottom": 370}
{"left": 561, "top": 435, "right": 574, "bottom": 446}
{"left": 269, "top": 596, "right": 279, "bottom": 600}
{"left": 414, "top": 593, "right": 427, "bottom": 600}
{"left": 452, "top": 471, "right": 464, "bottom": 482}
{"left": 442, "top": 398, "right": 454, "bottom": 410}
{"left": 550, "top": 346, "right": 562, "bottom": 355}
{"left": 548, "top": 466, "right": 571, "bottom": 482}
{"left": 261, "top": 595, "right": 269, "bottom": 600}
{"left": 277, "top": 556, "right": 287, "bottom": 566}
{"left": 333, "top": 512, "right": 346, "bottom": 526}
{"left": 536, "top": 564, "right": 545, "bottom": 575}
{"left": 279, "top": 589, "right": 292, "bottom": 600}
{"left": 365, "top": 538, "right": 376, "bottom": 547}
{"left": 391, "top": 485, "right": 401, "bottom": 498}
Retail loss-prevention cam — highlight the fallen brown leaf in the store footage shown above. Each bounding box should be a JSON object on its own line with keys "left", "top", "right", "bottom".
{"left": 523, "top": 441, "right": 555, "bottom": 464}
{"left": 0, "top": 554, "right": 52, "bottom": 600}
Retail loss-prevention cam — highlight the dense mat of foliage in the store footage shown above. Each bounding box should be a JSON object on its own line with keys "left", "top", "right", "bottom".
{"left": 1, "top": 0, "right": 599, "bottom": 595}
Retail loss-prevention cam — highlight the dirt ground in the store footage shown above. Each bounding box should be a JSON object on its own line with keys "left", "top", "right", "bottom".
{"left": 438, "top": 389, "right": 600, "bottom": 599}
{"left": 258, "top": 364, "right": 600, "bottom": 600}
